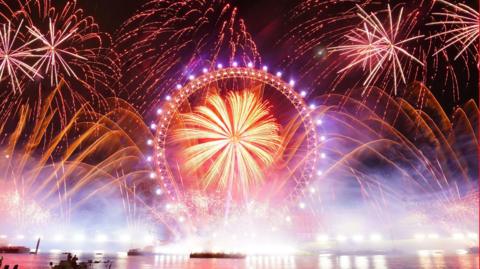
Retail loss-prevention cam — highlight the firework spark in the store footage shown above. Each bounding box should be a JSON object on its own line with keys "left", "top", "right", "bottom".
{"left": 428, "top": 0, "right": 479, "bottom": 60}
{"left": 0, "top": 20, "right": 40, "bottom": 93}
{"left": 173, "top": 91, "right": 281, "bottom": 194}
{"left": 28, "top": 18, "right": 87, "bottom": 86}
{"left": 0, "top": 89, "right": 156, "bottom": 230}
{"left": 115, "top": 0, "right": 259, "bottom": 113}
{"left": 0, "top": 0, "right": 120, "bottom": 124}
{"left": 0, "top": 189, "right": 51, "bottom": 227}
{"left": 308, "top": 83, "right": 478, "bottom": 234}
{"left": 329, "top": 4, "right": 424, "bottom": 95}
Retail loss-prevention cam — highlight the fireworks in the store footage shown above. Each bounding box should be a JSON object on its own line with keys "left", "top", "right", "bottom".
{"left": 0, "top": 88, "right": 156, "bottom": 232}
{"left": 115, "top": 0, "right": 259, "bottom": 113}
{"left": 147, "top": 65, "right": 322, "bottom": 241}
{"left": 330, "top": 4, "right": 424, "bottom": 95}
{"left": 173, "top": 90, "right": 281, "bottom": 193}
{"left": 428, "top": 0, "right": 479, "bottom": 60}
{"left": 0, "top": 0, "right": 120, "bottom": 124}
{"left": 28, "top": 18, "right": 87, "bottom": 86}
{"left": 308, "top": 83, "right": 478, "bottom": 233}
{"left": 0, "top": 0, "right": 475, "bottom": 252}
{"left": 0, "top": 0, "right": 120, "bottom": 90}
{"left": 155, "top": 66, "right": 318, "bottom": 206}
{"left": 0, "top": 20, "right": 40, "bottom": 93}
{"left": 283, "top": 1, "right": 477, "bottom": 102}
{"left": 0, "top": 188, "right": 51, "bottom": 228}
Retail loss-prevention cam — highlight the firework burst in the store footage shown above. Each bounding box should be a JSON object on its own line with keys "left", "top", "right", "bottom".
{"left": 329, "top": 4, "right": 424, "bottom": 95}
{"left": 0, "top": 0, "right": 120, "bottom": 90}
{"left": 428, "top": 0, "right": 479, "bottom": 60}
{"left": 0, "top": 0, "right": 120, "bottom": 124}
{"left": 0, "top": 20, "right": 41, "bottom": 93}
{"left": 282, "top": 1, "right": 478, "bottom": 102}
{"left": 28, "top": 18, "right": 87, "bottom": 86}
{"left": 155, "top": 67, "right": 319, "bottom": 207}
{"left": 173, "top": 91, "right": 281, "bottom": 195}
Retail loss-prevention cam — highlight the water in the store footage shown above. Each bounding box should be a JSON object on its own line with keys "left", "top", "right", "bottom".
{"left": 0, "top": 253, "right": 478, "bottom": 269}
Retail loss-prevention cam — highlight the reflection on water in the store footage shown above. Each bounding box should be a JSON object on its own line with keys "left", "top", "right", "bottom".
{"left": 372, "top": 255, "right": 387, "bottom": 269}
{"left": 247, "top": 255, "right": 296, "bottom": 268}
{"left": 0, "top": 253, "right": 478, "bottom": 269}
{"left": 319, "top": 255, "right": 333, "bottom": 269}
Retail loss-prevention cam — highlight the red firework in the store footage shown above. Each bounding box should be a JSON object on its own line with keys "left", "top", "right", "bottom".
{"left": 428, "top": 0, "right": 479, "bottom": 60}
{"left": 114, "top": 0, "right": 260, "bottom": 113}
{"left": 282, "top": 0, "right": 477, "bottom": 102}
{"left": 329, "top": 4, "right": 424, "bottom": 95}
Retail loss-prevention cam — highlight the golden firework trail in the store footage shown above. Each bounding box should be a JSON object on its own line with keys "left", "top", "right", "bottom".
{"left": 0, "top": 83, "right": 156, "bottom": 229}
{"left": 308, "top": 83, "right": 478, "bottom": 230}
{"left": 173, "top": 90, "right": 282, "bottom": 196}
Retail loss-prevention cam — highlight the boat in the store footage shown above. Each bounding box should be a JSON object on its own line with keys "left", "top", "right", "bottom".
{"left": 468, "top": 247, "right": 478, "bottom": 254}
{"left": 127, "top": 248, "right": 145, "bottom": 256}
{"left": 189, "top": 252, "right": 246, "bottom": 259}
{"left": 0, "top": 246, "right": 30, "bottom": 254}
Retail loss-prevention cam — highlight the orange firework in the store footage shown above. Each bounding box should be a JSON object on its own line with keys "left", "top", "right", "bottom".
{"left": 172, "top": 90, "right": 282, "bottom": 195}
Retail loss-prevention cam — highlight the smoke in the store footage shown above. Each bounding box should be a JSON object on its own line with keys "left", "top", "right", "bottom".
{"left": 299, "top": 85, "right": 479, "bottom": 252}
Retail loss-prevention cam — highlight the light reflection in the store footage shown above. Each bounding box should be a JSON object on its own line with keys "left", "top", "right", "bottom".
{"left": 373, "top": 255, "right": 387, "bottom": 269}
{"left": 339, "top": 255, "right": 351, "bottom": 269}
{"left": 354, "top": 256, "right": 369, "bottom": 269}
{"left": 318, "top": 255, "right": 332, "bottom": 269}
{"left": 457, "top": 252, "right": 474, "bottom": 268}
{"left": 418, "top": 253, "right": 433, "bottom": 269}
{"left": 4, "top": 253, "right": 480, "bottom": 268}
{"left": 432, "top": 253, "right": 445, "bottom": 268}
{"left": 246, "top": 255, "right": 296, "bottom": 268}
